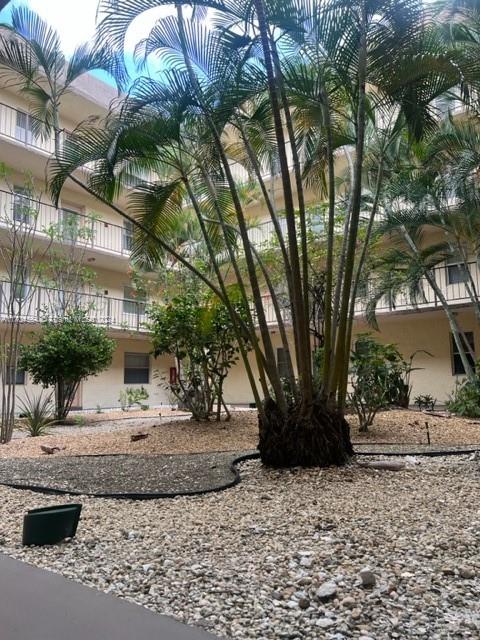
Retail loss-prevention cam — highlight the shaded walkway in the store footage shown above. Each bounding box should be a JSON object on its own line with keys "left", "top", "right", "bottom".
{"left": 0, "top": 554, "right": 216, "bottom": 640}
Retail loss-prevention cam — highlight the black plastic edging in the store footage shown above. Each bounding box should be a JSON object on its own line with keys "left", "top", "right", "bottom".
{"left": 0, "top": 452, "right": 261, "bottom": 501}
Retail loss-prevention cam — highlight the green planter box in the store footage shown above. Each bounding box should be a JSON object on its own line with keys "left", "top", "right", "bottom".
{"left": 22, "top": 504, "right": 82, "bottom": 546}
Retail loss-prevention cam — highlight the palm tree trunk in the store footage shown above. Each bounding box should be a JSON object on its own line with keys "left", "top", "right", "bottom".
{"left": 331, "top": 4, "right": 368, "bottom": 411}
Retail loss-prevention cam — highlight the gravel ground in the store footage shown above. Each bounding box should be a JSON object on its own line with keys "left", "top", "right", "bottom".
{"left": 0, "top": 455, "right": 479, "bottom": 639}
{"left": 3, "top": 409, "right": 480, "bottom": 460}
{"left": 0, "top": 451, "right": 255, "bottom": 496}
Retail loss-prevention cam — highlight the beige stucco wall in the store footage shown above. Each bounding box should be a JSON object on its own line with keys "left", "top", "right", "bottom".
{"left": 223, "top": 307, "right": 478, "bottom": 406}
{"left": 11, "top": 334, "right": 174, "bottom": 411}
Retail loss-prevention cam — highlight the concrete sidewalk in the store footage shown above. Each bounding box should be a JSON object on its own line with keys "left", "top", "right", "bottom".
{"left": 0, "top": 554, "right": 217, "bottom": 640}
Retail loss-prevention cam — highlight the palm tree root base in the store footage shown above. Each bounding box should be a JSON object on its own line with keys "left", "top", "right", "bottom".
{"left": 258, "top": 399, "right": 353, "bottom": 468}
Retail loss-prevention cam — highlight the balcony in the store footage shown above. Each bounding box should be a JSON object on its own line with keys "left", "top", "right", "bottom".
{"left": 0, "top": 102, "right": 57, "bottom": 155}
{"left": 0, "top": 281, "right": 147, "bottom": 332}
{"left": 259, "top": 262, "right": 480, "bottom": 328}
{"left": 354, "top": 261, "right": 480, "bottom": 317}
{"left": 0, "top": 189, "right": 132, "bottom": 257}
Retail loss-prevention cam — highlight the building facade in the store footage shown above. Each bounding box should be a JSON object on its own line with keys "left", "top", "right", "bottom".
{"left": 0, "top": 76, "right": 476, "bottom": 410}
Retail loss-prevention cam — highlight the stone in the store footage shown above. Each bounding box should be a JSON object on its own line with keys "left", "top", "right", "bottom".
{"left": 316, "top": 618, "right": 335, "bottom": 629}
{"left": 459, "top": 567, "right": 475, "bottom": 579}
{"left": 298, "top": 598, "right": 310, "bottom": 610}
{"left": 341, "top": 596, "right": 356, "bottom": 608}
{"left": 316, "top": 581, "right": 338, "bottom": 602}
{"left": 359, "top": 568, "right": 376, "bottom": 587}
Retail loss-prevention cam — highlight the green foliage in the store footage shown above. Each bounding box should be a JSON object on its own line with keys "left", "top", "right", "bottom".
{"left": 348, "top": 334, "right": 412, "bottom": 432}
{"left": 17, "top": 391, "right": 55, "bottom": 437}
{"left": 414, "top": 394, "right": 436, "bottom": 412}
{"left": 118, "top": 386, "right": 149, "bottom": 411}
{"left": 148, "top": 288, "right": 249, "bottom": 421}
{"left": 19, "top": 310, "right": 115, "bottom": 420}
{"left": 446, "top": 374, "right": 480, "bottom": 418}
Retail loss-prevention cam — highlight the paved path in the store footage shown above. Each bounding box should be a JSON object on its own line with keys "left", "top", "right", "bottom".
{"left": 0, "top": 451, "right": 258, "bottom": 498}
{"left": 0, "top": 553, "right": 217, "bottom": 640}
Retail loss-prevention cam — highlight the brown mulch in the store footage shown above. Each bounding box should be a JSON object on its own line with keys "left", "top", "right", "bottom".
{"left": 1, "top": 409, "right": 479, "bottom": 460}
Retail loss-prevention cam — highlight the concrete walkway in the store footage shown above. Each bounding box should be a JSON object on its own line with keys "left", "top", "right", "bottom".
{"left": 0, "top": 554, "right": 217, "bottom": 640}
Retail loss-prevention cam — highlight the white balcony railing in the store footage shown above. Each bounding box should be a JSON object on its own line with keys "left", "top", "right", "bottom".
{"left": 0, "top": 281, "right": 147, "bottom": 332}
{"left": 354, "top": 261, "right": 480, "bottom": 316}
{"left": 0, "top": 189, "right": 132, "bottom": 257}
{"left": 259, "top": 262, "right": 480, "bottom": 328}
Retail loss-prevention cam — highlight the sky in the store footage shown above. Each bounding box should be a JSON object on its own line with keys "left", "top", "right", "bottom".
{"left": 0, "top": 0, "right": 175, "bottom": 82}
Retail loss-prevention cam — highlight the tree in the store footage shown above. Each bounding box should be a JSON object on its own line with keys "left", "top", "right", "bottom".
{"left": 0, "top": 169, "right": 54, "bottom": 443}
{"left": 44, "top": 0, "right": 473, "bottom": 467}
{"left": 149, "top": 287, "right": 250, "bottom": 421}
{"left": 19, "top": 310, "right": 115, "bottom": 420}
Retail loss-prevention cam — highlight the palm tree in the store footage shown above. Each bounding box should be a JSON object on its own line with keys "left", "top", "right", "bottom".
{"left": 45, "top": 0, "right": 472, "bottom": 466}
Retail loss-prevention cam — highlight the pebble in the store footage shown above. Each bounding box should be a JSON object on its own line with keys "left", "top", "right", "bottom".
{"left": 316, "top": 581, "right": 337, "bottom": 602}
{"left": 359, "top": 568, "right": 376, "bottom": 587}
{"left": 0, "top": 455, "right": 478, "bottom": 640}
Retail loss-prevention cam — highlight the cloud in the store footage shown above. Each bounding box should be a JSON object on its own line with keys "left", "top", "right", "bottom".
{"left": 8, "top": 0, "right": 175, "bottom": 54}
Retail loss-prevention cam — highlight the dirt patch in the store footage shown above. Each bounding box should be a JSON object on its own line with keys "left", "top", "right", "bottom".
{"left": 2, "top": 408, "right": 479, "bottom": 459}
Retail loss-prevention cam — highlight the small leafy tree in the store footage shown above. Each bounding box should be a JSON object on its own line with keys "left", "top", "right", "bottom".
{"left": 148, "top": 290, "right": 249, "bottom": 421}
{"left": 19, "top": 310, "right": 115, "bottom": 420}
{"left": 447, "top": 370, "right": 480, "bottom": 418}
{"left": 348, "top": 334, "right": 408, "bottom": 432}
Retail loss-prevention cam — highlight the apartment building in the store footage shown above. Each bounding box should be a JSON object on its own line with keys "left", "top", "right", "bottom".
{"left": 0, "top": 75, "right": 174, "bottom": 410}
{"left": 0, "top": 73, "right": 476, "bottom": 410}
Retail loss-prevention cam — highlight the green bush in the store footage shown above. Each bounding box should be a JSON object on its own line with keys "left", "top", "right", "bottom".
{"left": 414, "top": 394, "right": 436, "bottom": 411}
{"left": 19, "top": 310, "right": 115, "bottom": 420}
{"left": 17, "top": 391, "right": 55, "bottom": 437}
{"left": 447, "top": 376, "right": 480, "bottom": 417}
{"left": 119, "top": 386, "right": 149, "bottom": 411}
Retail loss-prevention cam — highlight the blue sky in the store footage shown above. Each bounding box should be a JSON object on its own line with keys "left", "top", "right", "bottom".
{"left": 0, "top": 1, "right": 175, "bottom": 84}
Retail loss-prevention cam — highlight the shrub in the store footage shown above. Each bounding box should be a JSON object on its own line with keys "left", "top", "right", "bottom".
{"left": 119, "top": 386, "right": 149, "bottom": 411}
{"left": 414, "top": 394, "right": 436, "bottom": 412}
{"left": 446, "top": 376, "right": 480, "bottom": 418}
{"left": 19, "top": 310, "right": 115, "bottom": 421}
{"left": 17, "top": 391, "right": 55, "bottom": 437}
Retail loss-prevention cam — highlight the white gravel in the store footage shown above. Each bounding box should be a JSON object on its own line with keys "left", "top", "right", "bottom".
{"left": 0, "top": 455, "right": 479, "bottom": 639}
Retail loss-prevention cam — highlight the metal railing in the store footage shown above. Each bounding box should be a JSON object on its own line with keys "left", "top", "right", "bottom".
{"left": 0, "top": 189, "right": 132, "bottom": 257}
{"left": 259, "top": 262, "right": 480, "bottom": 327}
{"left": 354, "top": 261, "right": 480, "bottom": 316}
{"left": 0, "top": 281, "right": 147, "bottom": 332}
{"left": 0, "top": 102, "right": 58, "bottom": 154}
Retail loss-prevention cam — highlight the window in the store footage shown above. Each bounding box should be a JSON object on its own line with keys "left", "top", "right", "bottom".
{"left": 11, "top": 262, "right": 29, "bottom": 302}
{"left": 123, "top": 220, "right": 134, "bottom": 251}
{"left": 277, "top": 347, "right": 290, "bottom": 379}
{"left": 451, "top": 332, "right": 475, "bottom": 376}
{"left": 13, "top": 187, "right": 33, "bottom": 224}
{"left": 446, "top": 257, "right": 469, "bottom": 285}
{"left": 124, "top": 352, "right": 149, "bottom": 384}
{"left": 123, "top": 285, "right": 146, "bottom": 315}
{"left": 61, "top": 207, "right": 81, "bottom": 242}
{"left": 15, "top": 110, "right": 33, "bottom": 144}
{"left": 6, "top": 367, "right": 25, "bottom": 385}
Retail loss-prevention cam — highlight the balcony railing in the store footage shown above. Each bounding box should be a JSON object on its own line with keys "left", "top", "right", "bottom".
{"left": 0, "top": 281, "right": 147, "bottom": 332}
{"left": 259, "top": 262, "right": 480, "bottom": 328}
{"left": 0, "top": 102, "right": 58, "bottom": 155}
{"left": 354, "top": 261, "right": 480, "bottom": 316}
{"left": 0, "top": 189, "right": 132, "bottom": 257}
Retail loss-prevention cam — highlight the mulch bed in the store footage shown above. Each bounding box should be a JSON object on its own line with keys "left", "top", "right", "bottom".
{"left": 0, "top": 451, "right": 256, "bottom": 497}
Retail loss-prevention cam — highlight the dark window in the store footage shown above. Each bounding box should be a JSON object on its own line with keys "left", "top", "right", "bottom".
{"left": 276, "top": 347, "right": 290, "bottom": 379}
{"left": 13, "top": 187, "right": 33, "bottom": 224}
{"left": 451, "top": 332, "right": 475, "bottom": 376}
{"left": 123, "top": 220, "right": 134, "bottom": 251}
{"left": 5, "top": 367, "right": 25, "bottom": 385}
{"left": 124, "top": 352, "right": 149, "bottom": 384}
{"left": 447, "top": 263, "right": 468, "bottom": 285}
